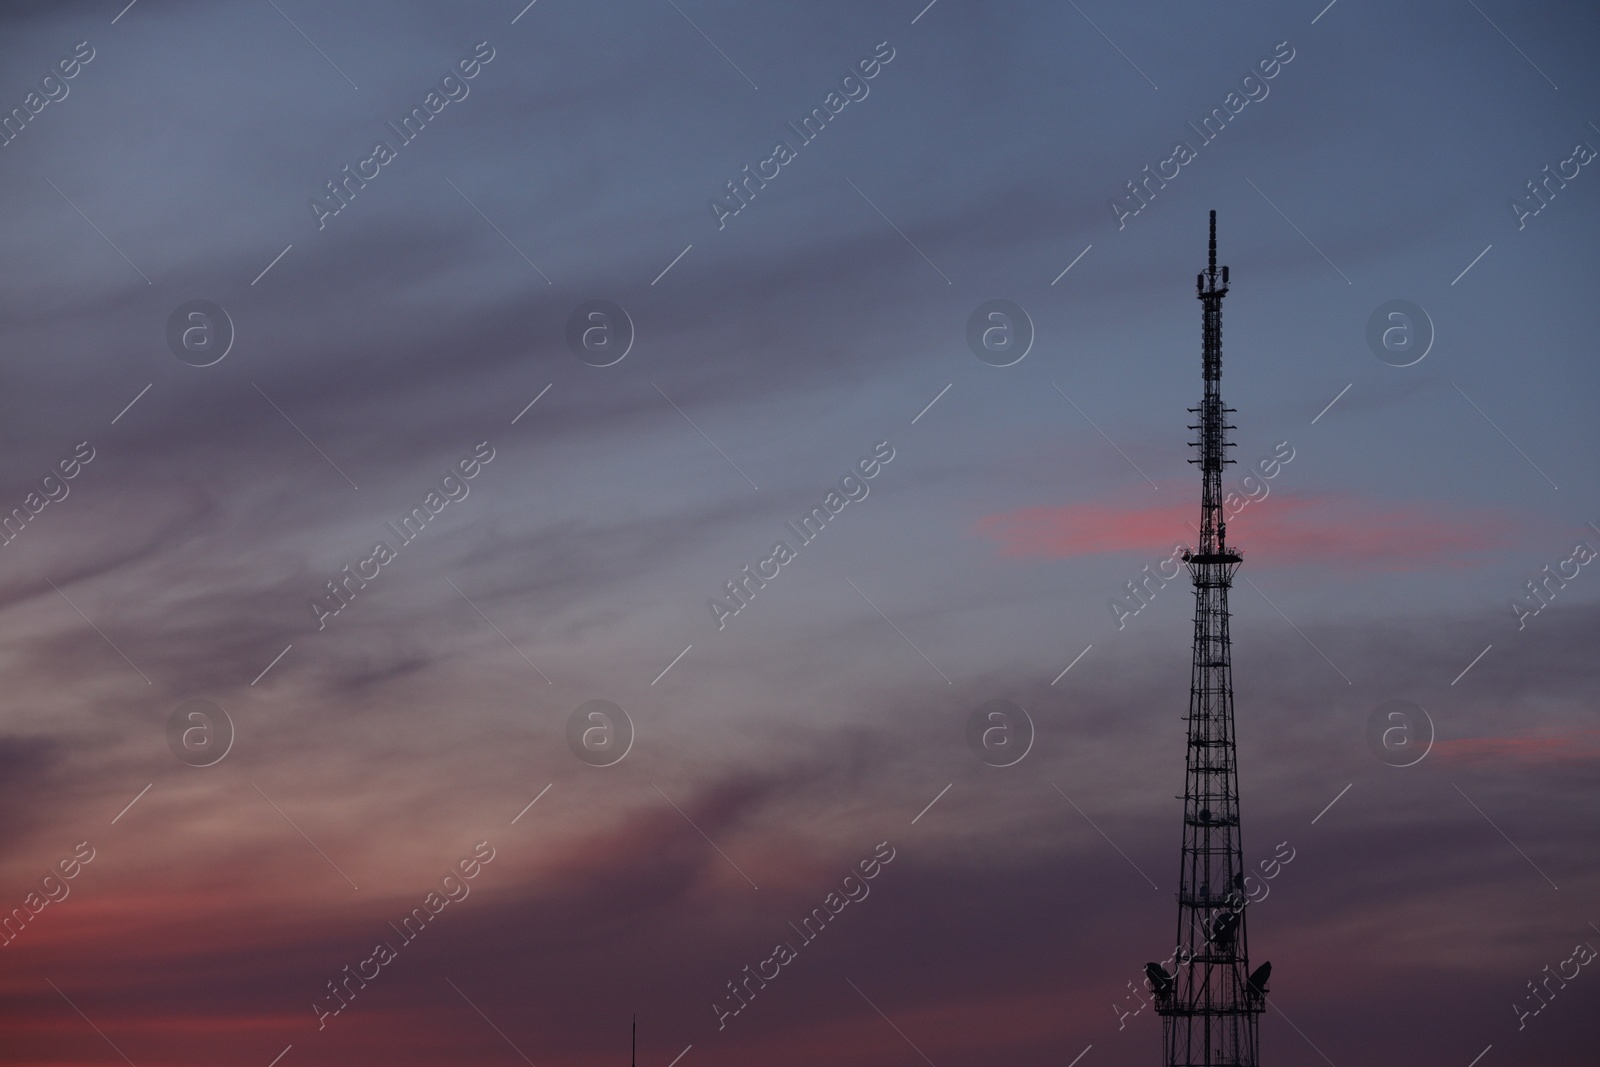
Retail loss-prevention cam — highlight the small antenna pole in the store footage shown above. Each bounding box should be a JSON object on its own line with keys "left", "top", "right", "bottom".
{"left": 1208, "top": 209, "right": 1217, "bottom": 273}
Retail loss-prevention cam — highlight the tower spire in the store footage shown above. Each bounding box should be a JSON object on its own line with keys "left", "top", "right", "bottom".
{"left": 1208, "top": 208, "right": 1217, "bottom": 273}
{"left": 1149, "top": 213, "right": 1268, "bottom": 1066}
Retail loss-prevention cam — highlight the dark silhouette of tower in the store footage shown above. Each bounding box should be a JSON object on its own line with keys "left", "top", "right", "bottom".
{"left": 1146, "top": 212, "right": 1270, "bottom": 1066}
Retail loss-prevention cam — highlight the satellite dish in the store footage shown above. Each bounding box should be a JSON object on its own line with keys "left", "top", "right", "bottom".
{"left": 1210, "top": 910, "right": 1239, "bottom": 944}
{"left": 1145, "top": 962, "right": 1172, "bottom": 994}
{"left": 1247, "top": 962, "right": 1271, "bottom": 994}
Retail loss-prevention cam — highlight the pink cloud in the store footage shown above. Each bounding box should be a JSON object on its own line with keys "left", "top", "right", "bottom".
{"left": 974, "top": 492, "right": 1518, "bottom": 570}
{"left": 1432, "top": 730, "right": 1600, "bottom": 766}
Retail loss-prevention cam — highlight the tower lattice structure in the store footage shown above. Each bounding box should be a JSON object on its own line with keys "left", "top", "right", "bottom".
{"left": 1146, "top": 212, "right": 1270, "bottom": 1067}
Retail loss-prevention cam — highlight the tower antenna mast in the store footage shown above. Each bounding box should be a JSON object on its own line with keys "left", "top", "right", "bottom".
{"left": 1146, "top": 211, "right": 1270, "bottom": 1066}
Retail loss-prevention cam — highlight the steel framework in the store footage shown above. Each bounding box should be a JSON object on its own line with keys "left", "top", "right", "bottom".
{"left": 1147, "top": 212, "right": 1269, "bottom": 1067}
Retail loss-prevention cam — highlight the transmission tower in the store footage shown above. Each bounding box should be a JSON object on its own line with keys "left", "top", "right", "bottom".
{"left": 1145, "top": 212, "right": 1270, "bottom": 1067}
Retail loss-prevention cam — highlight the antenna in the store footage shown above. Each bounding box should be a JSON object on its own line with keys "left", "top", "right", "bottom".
{"left": 632, "top": 1014, "right": 636, "bottom": 1067}
{"left": 1150, "top": 213, "right": 1264, "bottom": 1066}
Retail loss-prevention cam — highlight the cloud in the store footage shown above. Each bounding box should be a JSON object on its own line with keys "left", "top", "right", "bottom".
{"left": 1432, "top": 730, "right": 1600, "bottom": 766}
{"left": 974, "top": 496, "right": 1194, "bottom": 558}
{"left": 974, "top": 491, "right": 1520, "bottom": 570}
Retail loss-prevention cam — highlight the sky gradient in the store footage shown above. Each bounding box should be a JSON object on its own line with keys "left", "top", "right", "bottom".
{"left": 0, "top": 1, "right": 1597, "bottom": 1065}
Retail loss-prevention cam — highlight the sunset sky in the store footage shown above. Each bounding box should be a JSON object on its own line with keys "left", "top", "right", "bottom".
{"left": 0, "top": 1, "right": 1596, "bottom": 1065}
